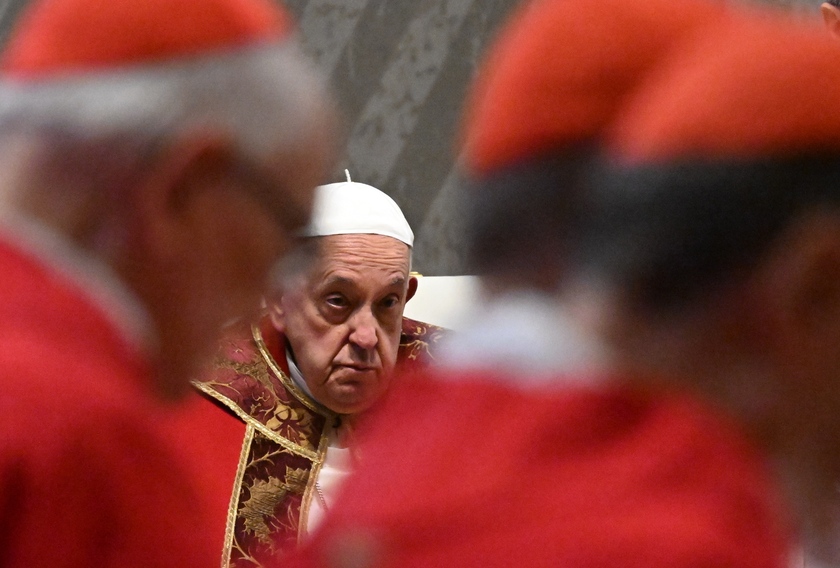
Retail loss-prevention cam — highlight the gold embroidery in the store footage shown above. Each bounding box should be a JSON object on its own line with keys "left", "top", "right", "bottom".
{"left": 202, "top": 315, "right": 447, "bottom": 565}
{"left": 401, "top": 338, "right": 429, "bottom": 361}
{"left": 265, "top": 405, "right": 317, "bottom": 450}
{"left": 398, "top": 319, "right": 447, "bottom": 363}
{"left": 253, "top": 323, "right": 325, "bottom": 415}
{"left": 285, "top": 467, "right": 310, "bottom": 494}
{"left": 192, "top": 381, "right": 321, "bottom": 462}
{"left": 298, "top": 421, "right": 332, "bottom": 543}
{"left": 214, "top": 356, "right": 271, "bottom": 387}
{"left": 222, "top": 425, "right": 255, "bottom": 568}
{"left": 225, "top": 432, "right": 315, "bottom": 568}
{"left": 240, "top": 476, "right": 287, "bottom": 543}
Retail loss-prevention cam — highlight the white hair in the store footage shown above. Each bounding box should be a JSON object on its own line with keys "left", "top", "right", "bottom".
{"left": 0, "top": 39, "right": 332, "bottom": 162}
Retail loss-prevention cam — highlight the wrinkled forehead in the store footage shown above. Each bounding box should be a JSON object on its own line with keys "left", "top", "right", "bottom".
{"left": 271, "top": 233, "right": 411, "bottom": 297}
{"left": 313, "top": 233, "right": 411, "bottom": 278}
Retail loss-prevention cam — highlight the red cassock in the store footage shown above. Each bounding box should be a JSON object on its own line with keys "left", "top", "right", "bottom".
{"left": 286, "top": 367, "right": 794, "bottom": 568}
{"left": 0, "top": 237, "right": 218, "bottom": 567}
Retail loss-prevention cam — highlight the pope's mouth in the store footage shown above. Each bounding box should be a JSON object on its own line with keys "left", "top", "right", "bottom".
{"left": 335, "top": 363, "right": 378, "bottom": 372}
{"left": 328, "top": 366, "right": 379, "bottom": 388}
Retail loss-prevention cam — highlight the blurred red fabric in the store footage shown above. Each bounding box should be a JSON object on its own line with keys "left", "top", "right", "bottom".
{"left": 0, "top": 238, "right": 219, "bottom": 567}
{"left": 607, "top": 15, "right": 840, "bottom": 161}
{"left": 460, "top": 0, "right": 727, "bottom": 176}
{"left": 286, "top": 368, "right": 793, "bottom": 568}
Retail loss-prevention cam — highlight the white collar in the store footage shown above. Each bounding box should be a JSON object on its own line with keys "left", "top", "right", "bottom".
{"left": 287, "top": 349, "right": 315, "bottom": 399}
{"left": 286, "top": 348, "right": 333, "bottom": 414}
{"left": 0, "top": 211, "right": 156, "bottom": 358}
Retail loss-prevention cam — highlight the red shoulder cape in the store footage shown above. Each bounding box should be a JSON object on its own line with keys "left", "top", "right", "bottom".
{"left": 0, "top": 238, "right": 218, "bottom": 567}
{"left": 287, "top": 367, "right": 793, "bottom": 568}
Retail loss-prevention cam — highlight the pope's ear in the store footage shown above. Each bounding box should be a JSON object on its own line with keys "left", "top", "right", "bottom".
{"left": 822, "top": 3, "right": 840, "bottom": 38}
{"left": 268, "top": 299, "right": 286, "bottom": 332}
{"left": 406, "top": 276, "right": 419, "bottom": 304}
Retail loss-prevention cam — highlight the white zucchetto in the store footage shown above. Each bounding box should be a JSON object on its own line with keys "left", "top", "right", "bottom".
{"left": 303, "top": 181, "right": 414, "bottom": 247}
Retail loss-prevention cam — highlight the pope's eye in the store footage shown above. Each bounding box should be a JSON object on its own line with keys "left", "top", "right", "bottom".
{"left": 381, "top": 295, "right": 400, "bottom": 309}
{"left": 325, "top": 294, "right": 349, "bottom": 309}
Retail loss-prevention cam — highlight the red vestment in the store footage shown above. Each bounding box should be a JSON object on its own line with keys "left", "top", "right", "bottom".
{"left": 182, "top": 314, "right": 446, "bottom": 567}
{"left": 0, "top": 237, "right": 218, "bottom": 567}
{"left": 286, "top": 368, "right": 794, "bottom": 568}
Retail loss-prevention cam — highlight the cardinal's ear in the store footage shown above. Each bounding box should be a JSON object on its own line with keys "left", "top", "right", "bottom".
{"left": 821, "top": 3, "right": 840, "bottom": 39}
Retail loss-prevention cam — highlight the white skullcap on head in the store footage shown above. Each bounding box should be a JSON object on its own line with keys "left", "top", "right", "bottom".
{"left": 304, "top": 181, "right": 414, "bottom": 247}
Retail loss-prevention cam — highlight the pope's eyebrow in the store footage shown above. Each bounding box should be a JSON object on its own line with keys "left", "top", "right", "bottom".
{"left": 322, "top": 275, "right": 354, "bottom": 288}
{"left": 320, "top": 275, "right": 406, "bottom": 289}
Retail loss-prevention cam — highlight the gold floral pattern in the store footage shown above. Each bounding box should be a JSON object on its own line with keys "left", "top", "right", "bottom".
{"left": 240, "top": 477, "right": 287, "bottom": 543}
{"left": 195, "top": 314, "right": 446, "bottom": 568}
{"left": 398, "top": 318, "right": 448, "bottom": 365}
{"left": 285, "top": 467, "right": 310, "bottom": 494}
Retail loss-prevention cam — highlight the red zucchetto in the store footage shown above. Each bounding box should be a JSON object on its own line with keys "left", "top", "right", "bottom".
{"left": 608, "top": 15, "right": 840, "bottom": 162}
{"left": 2, "top": 0, "right": 292, "bottom": 78}
{"left": 460, "top": 0, "right": 728, "bottom": 176}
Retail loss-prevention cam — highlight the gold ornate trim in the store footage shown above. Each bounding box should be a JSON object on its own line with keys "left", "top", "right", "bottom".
{"left": 222, "top": 424, "right": 255, "bottom": 568}
{"left": 297, "top": 423, "right": 332, "bottom": 543}
{"left": 251, "top": 323, "right": 325, "bottom": 415}
{"left": 193, "top": 381, "right": 320, "bottom": 462}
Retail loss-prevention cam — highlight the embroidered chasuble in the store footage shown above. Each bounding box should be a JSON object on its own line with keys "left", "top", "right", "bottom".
{"left": 194, "top": 314, "right": 446, "bottom": 568}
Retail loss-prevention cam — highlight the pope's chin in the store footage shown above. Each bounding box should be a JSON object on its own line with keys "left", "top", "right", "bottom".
{"left": 322, "top": 369, "right": 386, "bottom": 415}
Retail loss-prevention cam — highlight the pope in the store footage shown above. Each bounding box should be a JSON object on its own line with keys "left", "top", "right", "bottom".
{"left": 178, "top": 180, "right": 445, "bottom": 567}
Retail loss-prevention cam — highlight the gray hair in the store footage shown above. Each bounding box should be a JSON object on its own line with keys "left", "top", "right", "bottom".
{"left": 0, "top": 39, "right": 332, "bottom": 164}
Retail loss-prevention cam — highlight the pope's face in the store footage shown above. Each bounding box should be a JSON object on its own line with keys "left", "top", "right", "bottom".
{"left": 272, "top": 234, "right": 414, "bottom": 416}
